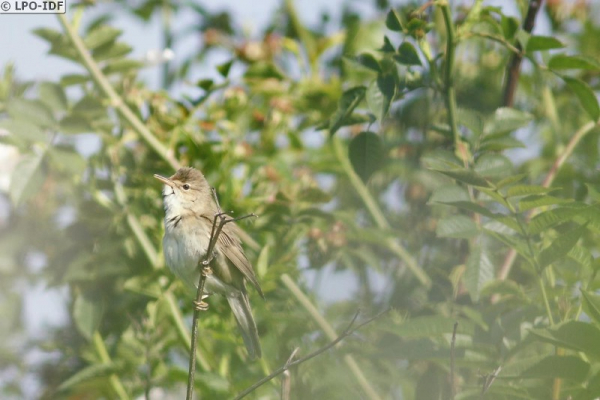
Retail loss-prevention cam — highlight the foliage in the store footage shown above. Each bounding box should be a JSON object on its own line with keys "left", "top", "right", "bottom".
{"left": 1, "top": 0, "right": 600, "bottom": 399}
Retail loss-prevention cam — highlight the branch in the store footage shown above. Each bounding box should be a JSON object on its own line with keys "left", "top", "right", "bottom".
{"left": 450, "top": 321, "right": 458, "bottom": 399}
{"left": 496, "top": 121, "right": 598, "bottom": 282}
{"left": 186, "top": 190, "right": 257, "bottom": 400}
{"left": 502, "top": 0, "right": 544, "bottom": 107}
{"left": 234, "top": 310, "right": 388, "bottom": 400}
{"left": 281, "top": 274, "right": 384, "bottom": 400}
{"left": 56, "top": 14, "right": 180, "bottom": 170}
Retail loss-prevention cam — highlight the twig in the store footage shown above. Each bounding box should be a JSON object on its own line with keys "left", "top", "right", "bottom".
{"left": 233, "top": 310, "right": 388, "bottom": 400}
{"left": 496, "top": 121, "right": 597, "bottom": 283}
{"left": 281, "top": 347, "right": 300, "bottom": 400}
{"left": 480, "top": 366, "right": 502, "bottom": 397}
{"left": 502, "top": 0, "right": 544, "bottom": 107}
{"left": 185, "top": 191, "right": 257, "bottom": 400}
{"left": 56, "top": 14, "right": 180, "bottom": 170}
{"left": 450, "top": 322, "right": 458, "bottom": 399}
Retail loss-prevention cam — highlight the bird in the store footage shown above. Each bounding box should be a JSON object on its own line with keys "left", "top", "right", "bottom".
{"left": 154, "top": 167, "right": 263, "bottom": 359}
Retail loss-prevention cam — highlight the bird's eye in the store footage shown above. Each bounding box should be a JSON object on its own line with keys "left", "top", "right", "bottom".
{"left": 182, "top": 184, "right": 190, "bottom": 190}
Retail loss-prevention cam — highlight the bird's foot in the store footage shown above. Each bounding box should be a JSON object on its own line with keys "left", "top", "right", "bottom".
{"left": 201, "top": 266, "right": 213, "bottom": 276}
{"left": 194, "top": 300, "right": 209, "bottom": 311}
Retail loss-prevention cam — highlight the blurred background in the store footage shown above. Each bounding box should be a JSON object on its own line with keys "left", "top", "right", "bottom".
{"left": 1, "top": 0, "right": 600, "bottom": 399}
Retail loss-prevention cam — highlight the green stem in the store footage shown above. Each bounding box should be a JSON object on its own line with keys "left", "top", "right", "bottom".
{"left": 439, "top": 3, "right": 461, "bottom": 155}
{"left": 93, "top": 331, "right": 129, "bottom": 400}
{"left": 57, "top": 14, "right": 180, "bottom": 170}
{"left": 281, "top": 274, "right": 382, "bottom": 400}
{"left": 332, "top": 137, "right": 431, "bottom": 287}
{"left": 538, "top": 276, "right": 555, "bottom": 326}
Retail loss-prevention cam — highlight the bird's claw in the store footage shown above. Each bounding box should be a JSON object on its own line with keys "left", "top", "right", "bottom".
{"left": 194, "top": 300, "right": 209, "bottom": 311}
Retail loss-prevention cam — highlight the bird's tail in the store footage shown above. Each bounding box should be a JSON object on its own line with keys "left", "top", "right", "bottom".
{"left": 227, "top": 292, "right": 261, "bottom": 359}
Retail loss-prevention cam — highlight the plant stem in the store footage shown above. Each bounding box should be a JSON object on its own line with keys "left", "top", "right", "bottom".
{"left": 332, "top": 137, "right": 431, "bottom": 287}
{"left": 57, "top": 14, "right": 180, "bottom": 170}
{"left": 92, "top": 331, "right": 129, "bottom": 400}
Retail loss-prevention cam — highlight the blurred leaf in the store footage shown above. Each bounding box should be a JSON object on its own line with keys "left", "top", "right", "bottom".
{"left": 7, "top": 98, "right": 55, "bottom": 128}
{"left": 356, "top": 53, "right": 381, "bottom": 72}
{"left": 433, "top": 168, "right": 491, "bottom": 188}
{"left": 529, "top": 205, "right": 588, "bottom": 234}
{"left": 394, "top": 42, "right": 421, "bottom": 66}
{"left": 84, "top": 26, "right": 122, "bottom": 50}
{"left": 47, "top": 147, "right": 87, "bottom": 175}
{"left": 506, "top": 185, "right": 557, "bottom": 197}
{"left": 526, "top": 36, "right": 565, "bottom": 53}
{"left": 9, "top": 152, "right": 46, "bottom": 206}
{"left": 519, "top": 356, "right": 589, "bottom": 382}
{"left": 436, "top": 215, "right": 478, "bottom": 239}
{"left": 385, "top": 9, "right": 403, "bottom": 32}
{"left": 379, "top": 36, "right": 395, "bottom": 53}
{"left": 500, "top": 15, "right": 519, "bottom": 40}
{"left": 0, "top": 119, "right": 46, "bottom": 142}
{"left": 484, "top": 108, "right": 532, "bottom": 135}
{"left": 297, "top": 187, "right": 332, "bottom": 203}
{"left": 348, "top": 131, "right": 384, "bottom": 182}
{"left": 561, "top": 76, "right": 600, "bottom": 121}
{"left": 73, "top": 292, "right": 105, "bottom": 341}
{"left": 530, "top": 321, "right": 600, "bottom": 359}
{"left": 464, "top": 245, "right": 494, "bottom": 301}
{"left": 582, "top": 290, "right": 600, "bottom": 325}
{"left": 518, "top": 195, "right": 572, "bottom": 212}
{"left": 93, "top": 41, "right": 132, "bottom": 61}
{"left": 57, "top": 363, "right": 118, "bottom": 392}
{"left": 217, "top": 59, "right": 234, "bottom": 78}
{"left": 437, "top": 201, "right": 496, "bottom": 219}
{"left": 38, "top": 82, "right": 67, "bottom": 112}
{"left": 386, "top": 315, "right": 474, "bottom": 338}
{"left": 429, "top": 185, "right": 470, "bottom": 203}
{"left": 329, "top": 86, "right": 366, "bottom": 135}
{"left": 474, "top": 154, "right": 512, "bottom": 178}
{"left": 366, "top": 74, "right": 395, "bottom": 122}
{"left": 538, "top": 223, "right": 587, "bottom": 269}
{"left": 102, "top": 59, "right": 143, "bottom": 74}
{"left": 548, "top": 55, "right": 600, "bottom": 70}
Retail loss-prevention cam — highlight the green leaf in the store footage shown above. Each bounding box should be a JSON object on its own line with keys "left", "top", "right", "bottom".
{"left": 526, "top": 35, "right": 565, "bottom": 52}
{"left": 457, "top": 108, "right": 484, "bottom": 136}
{"left": 356, "top": 53, "right": 381, "bottom": 72}
{"left": 348, "top": 131, "right": 384, "bottom": 182}
{"left": 529, "top": 205, "right": 587, "bottom": 234}
{"left": 7, "top": 98, "right": 55, "bottom": 128}
{"left": 297, "top": 187, "right": 333, "bottom": 203}
{"left": 366, "top": 74, "right": 395, "bottom": 122}
{"left": 329, "top": 86, "right": 366, "bottom": 135}
{"left": 484, "top": 107, "right": 533, "bottom": 135}
{"left": 520, "top": 356, "right": 589, "bottom": 382}
{"left": 433, "top": 168, "right": 491, "bottom": 188}
{"left": 379, "top": 36, "right": 395, "bottom": 53}
{"left": 506, "top": 185, "right": 557, "bottom": 197}
{"left": 479, "top": 136, "right": 525, "bottom": 152}
{"left": 394, "top": 42, "right": 422, "bottom": 66}
{"left": 60, "top": 115, "right": 92, "bottom": 134}
{"left": 93, "top": 41, "right": 132, "bottom": 62}
{"left": 60, "top": 74, "right": 91, "bottom": 86}
{"left": 500, "top": 16, "right": 519, "bottom": 40}
{"left": 485, "top": 230, "right": 533, "bottom": 264}
{"left": 84, "top": 26, "right": 122, "bottom": 50}
{"left": 562, "top": 76, "right": 600, "bottom": 121}
{"left": 47, "top": 147, "right": 87, "bottom": 175}
{"left": 57, "top": 363, "right": 118, "bottom": 392}
{"left": 464, "top": 245, "right": 494, "bottom": 301}
{"left": 217, "top": 59, "right": 234, "bottom": 78}
{"left": 436, "top": 201, "right": 496, "bottom": 219}
{"left": 495, "top": 173, "right": 527, "bottom": 189}
{"left": 436, "top": 215, "right": 478, "bottom": 239}
{"left": 38, "top": 82, "right": 67, "bottom": 112}
{"left": 538, "top": 223, "right": 587, "bottom": 269}
{"left": 32, "top": 27, "right": 63, "bottom": 45}
{"left": 73, "top": 292, "right": 104, "bottom": 341}
{"left": 0, "top": 119, "right": 46, "bottom": 142}
{"left": 474, "top": 154, "right": 512, "bottom": 179}
{"left": 518, "top": 195, "right": 571, "bottom": 212}
{"left": 582, "top": 290, "right": 600, "bottom": 325}
{"left": 385, "top": 9, "right": 403, "bottom": 31}
{"left": 102, "top": 59, "right": 143, "bottom": 74}
{"left": 429, "top": 185, "right": 470, "bottom": 204}
{"left": 9, "top": 152, "right": 46, "bottom": 206}
{"left": 530, "top": 321, "right": 600, "bottom": 359}
{"left": 421, "top": 149, "right": 462, "bottom": 170}
{"left": 548, "top": 54, "right": 600, "bottom": 70}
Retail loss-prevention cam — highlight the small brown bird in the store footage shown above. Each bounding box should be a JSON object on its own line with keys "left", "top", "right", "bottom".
{"left": 154, "top": 167, "right": 263, "bottom": 359}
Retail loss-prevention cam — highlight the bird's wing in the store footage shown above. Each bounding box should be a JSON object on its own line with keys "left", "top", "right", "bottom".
{"left": 206, "top": 216, "right": 264, "bottom": 298}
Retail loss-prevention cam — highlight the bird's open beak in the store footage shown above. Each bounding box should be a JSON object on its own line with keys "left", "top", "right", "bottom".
{"left": 153, "top": 174, "right": 174, "bottom": 188}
